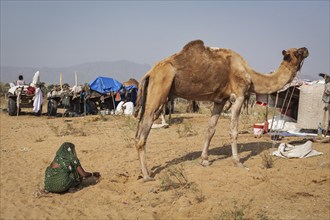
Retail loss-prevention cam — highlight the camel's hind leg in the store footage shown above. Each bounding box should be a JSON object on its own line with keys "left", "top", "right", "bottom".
{"left": 135, "top": 63, "right": 175, "bottom": 181}
{"left": 200, "top": 101, "right": 226, "bottom": 166}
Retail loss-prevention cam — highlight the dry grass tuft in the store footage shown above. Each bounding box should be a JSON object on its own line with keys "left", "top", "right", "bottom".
{"left": 159, "top": 165, "right": 190, "bottom": 191}
{"left": 35, "top": 137, "right": 45, "bottom": 142}
{"left": 47, "top": 122, "right": 87, "bottom": 137}
{"left": 260, "top": 150, "right": 274, "bottom": 169}
{"left": 176, "top": 121, "right": 198, "bottom": 138}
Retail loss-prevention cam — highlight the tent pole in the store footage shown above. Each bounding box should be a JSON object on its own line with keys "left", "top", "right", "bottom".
{"left": 60, "top": 73, "right": 63, "bottom": 91}
{"left": 75, "top": 71, "right": 78, "bottom": 86}
{"left": 265, "top": 95, "right": 269, "bottom": 120}
{"left": 270, "top": 92, "right": 279, "bottom": 133}
{"left": 112, "top": 93, "right": 116, "bottom": 112}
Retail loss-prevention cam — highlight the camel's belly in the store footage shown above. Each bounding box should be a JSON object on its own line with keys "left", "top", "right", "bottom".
{"left": 171, "top": 74, "right": 230, "bottom": 101}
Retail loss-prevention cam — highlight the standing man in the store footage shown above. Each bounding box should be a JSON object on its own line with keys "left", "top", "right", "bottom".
{"left": 319, "top": 73, "right": 330, "bottom": 136}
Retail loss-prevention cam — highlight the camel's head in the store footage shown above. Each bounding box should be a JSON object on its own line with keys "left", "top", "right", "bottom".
{"left": 282, "top": 47, "right": 309, "bottom": 72}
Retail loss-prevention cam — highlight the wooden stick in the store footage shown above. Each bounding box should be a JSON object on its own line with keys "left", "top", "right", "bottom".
{"left": 75, "top": 71, "right": 78, "bottom": 86}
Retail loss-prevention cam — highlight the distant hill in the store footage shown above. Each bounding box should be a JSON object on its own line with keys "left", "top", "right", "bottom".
{"left": 0, "top": 60, "right": 151, "bottom": 85}
{"left": 1, "top": 61, "right": 318, "bottom": 86}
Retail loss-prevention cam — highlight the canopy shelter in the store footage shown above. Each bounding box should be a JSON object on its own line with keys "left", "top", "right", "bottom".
{"left": 85, "top": 76, "right": 123, "bottom": 114}
{"left": 89, "top": 76, "right": 123, "bottom": 94}
{"left": 123, "top": 84, "right": 138, "bottom": 91}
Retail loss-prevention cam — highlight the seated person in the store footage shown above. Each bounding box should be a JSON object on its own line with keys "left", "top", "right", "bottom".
{"left": 115, "top": 99, "right": 134, "bottom": 115}
{"left": 115, "top": 100, "right": 125, "bottom": 115}
{"left": 44, "top": 142, "right": 100, "bottom": 193}
{"left": 123, "top": 100, "right": 134, "bottom": 115}
{"left": 16, "top": 75, "right": 25, "bottom": 86}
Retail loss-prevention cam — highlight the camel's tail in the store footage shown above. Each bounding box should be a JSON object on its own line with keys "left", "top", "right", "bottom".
{"left": 134, "top": 75, "right": 149, "bottom": 120}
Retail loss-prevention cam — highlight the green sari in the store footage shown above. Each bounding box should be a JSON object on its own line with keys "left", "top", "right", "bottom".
{"left": 44, "top": 142, "right": 81, "bottom": 193}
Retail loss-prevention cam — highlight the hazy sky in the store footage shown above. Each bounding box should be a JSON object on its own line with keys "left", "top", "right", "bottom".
{"left": 1, "top": 1, "right": 329, "bottom": 79}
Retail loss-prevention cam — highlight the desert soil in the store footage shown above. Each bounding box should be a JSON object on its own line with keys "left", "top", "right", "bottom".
{"left": 0, "top": 99, "right": 329, "bottom": 220}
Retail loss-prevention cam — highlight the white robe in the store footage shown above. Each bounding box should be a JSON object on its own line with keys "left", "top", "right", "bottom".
{"left": 33, "top": 88, "right": 43, "bottom": 113}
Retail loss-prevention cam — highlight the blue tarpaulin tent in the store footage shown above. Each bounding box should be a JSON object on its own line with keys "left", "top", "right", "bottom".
{"left": 89, "top": 76, "right": 122, "bottom": 94}
{"left": 123, "top": 84, "right": 138, "bottom": 91}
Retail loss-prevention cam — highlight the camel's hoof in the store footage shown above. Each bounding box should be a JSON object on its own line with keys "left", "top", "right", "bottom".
{"left": 143, "top": 176, "right": 155, "bottom": 182}
{"left": 200, "top": 160, "right": 212, "bottom": 166}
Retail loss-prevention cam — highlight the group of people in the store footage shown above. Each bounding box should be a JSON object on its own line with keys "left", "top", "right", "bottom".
{"left": 10, "top": 74, "right": 43, "bottom": 113}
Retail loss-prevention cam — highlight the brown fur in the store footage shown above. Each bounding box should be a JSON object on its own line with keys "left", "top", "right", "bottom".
{"left": 134, "top": 40, "right": 309, "bottom": 181}
{"left": 123, "top": 78, "right": 139, "bottom": 88}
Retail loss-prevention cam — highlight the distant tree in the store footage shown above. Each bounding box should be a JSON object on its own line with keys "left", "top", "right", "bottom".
{"left": 0, "top": 83, "right": 10, "bottom": 96}
{"left": 39, "top": 82, "right": 49, "bottom": 95}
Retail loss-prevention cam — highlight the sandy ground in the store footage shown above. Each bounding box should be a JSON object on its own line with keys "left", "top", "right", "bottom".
{"left": 0, "top": 100, "right": 329, "bottom": 220}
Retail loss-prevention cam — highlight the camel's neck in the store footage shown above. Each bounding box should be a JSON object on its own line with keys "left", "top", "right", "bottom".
{"left": 249, "top": 62, "right": 297, "bottom": 94}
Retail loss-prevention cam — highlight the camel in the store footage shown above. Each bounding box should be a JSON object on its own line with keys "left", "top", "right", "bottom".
{"left": 134, "top": 40, "right": 309, "bottom": 181}
{"left": 122, "top": 78, "right": 139, "bottom": 88}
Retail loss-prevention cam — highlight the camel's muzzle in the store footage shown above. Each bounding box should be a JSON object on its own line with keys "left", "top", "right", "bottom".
{"left": 297, "top": 47, "right": 309, "bottom": 59}
{"left": 296, "top": 47, "right": 308, "bottom": 71}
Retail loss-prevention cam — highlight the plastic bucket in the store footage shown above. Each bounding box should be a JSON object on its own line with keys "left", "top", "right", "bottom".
{"left": 253, "top": 123, "right": 264, "bottom": 136}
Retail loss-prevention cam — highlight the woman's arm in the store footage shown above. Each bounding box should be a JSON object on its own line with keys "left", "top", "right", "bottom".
{"left": 77, "top": 166, "right": 100, "bottom": 178}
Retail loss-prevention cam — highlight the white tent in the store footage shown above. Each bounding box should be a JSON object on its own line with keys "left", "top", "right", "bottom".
{"left": 296, "top": 83, "right": 326, "bottom": 130}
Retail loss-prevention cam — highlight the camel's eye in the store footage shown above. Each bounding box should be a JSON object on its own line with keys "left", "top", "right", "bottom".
{"left": 283, "top": 54, "right": 291, "bottom": 62}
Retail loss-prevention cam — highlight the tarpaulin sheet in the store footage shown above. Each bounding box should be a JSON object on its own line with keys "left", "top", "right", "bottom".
{"left": 272, "top": 141, "right": 323, "bottom": 158}
{"left": 123, "top": 84, "right": 138, "bottom": 91}
{"left": 89, "top": 77, "right": 122, "bottom": 94}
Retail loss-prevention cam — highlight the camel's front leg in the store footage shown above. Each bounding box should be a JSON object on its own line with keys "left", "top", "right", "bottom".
{"left": 135, "top": 115, "right": 155, "bottom": 181}
{"left": 201, "top": 102, "right": 225, "bottom": 166}
{"left": 230, "top": 96, "right": 246, "bottom": 167}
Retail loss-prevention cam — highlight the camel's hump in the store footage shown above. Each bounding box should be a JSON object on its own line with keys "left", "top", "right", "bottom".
{"left": 182, "top": 40, "right": 205, "bottom": 51}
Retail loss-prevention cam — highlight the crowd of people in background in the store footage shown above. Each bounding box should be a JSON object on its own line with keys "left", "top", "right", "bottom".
{"left": 9, "top": 73, "right": 138, "bottom": 117}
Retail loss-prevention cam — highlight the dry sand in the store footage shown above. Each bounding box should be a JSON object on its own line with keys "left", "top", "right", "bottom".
{"left": 0, "top": 101, "right": 329, "bottom": 220}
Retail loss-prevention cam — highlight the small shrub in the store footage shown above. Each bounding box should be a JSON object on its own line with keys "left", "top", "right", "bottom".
{"left": 97, "top": 114, "right": 108, "bottom": 121}
{"left": 0, "top": 83, "right": 10, "bottom": 96}
{"left": 176, "top": 121, "right": 198, "bottom": 138}
{"left": 35, "top": 137, "right": 44, "bottom": 142}
{"left": 125, "top": 116, "right": 138, "bottom": 131}
{"left": 191, "top": 185, "right": 205, "bottom": 203}
{"left": 256, "top": 210, "right": 270, "bottom": 220}
{"left": 47, "top": 122, "right": 87, "bottom": 137}
{"left": 159, "top": 165, "right": 190, "bottom": 191}
{"left": 260, "top": 151, "right": 274, "bottom": 169}
{"left": 122, "top": 131, "right": 135, "bottom": 148}
{"left": 219, "top": 200, "right": 249, "bottom": 220}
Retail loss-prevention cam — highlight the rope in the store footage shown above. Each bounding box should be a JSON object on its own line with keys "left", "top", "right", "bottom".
{"left": 269, "top": 92, "right": 279, "bottom": 133}
{"left": 274, "top": 83, "right": 296, "bottom": 133}
{"left": 270, "top": 74, "right": 301, "bottom": 136}
{"left": 283, "top": 86, "right": 296, "bottom": 120}
{"left": 280, "top": 88, "right": 290, "bottom": 114}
